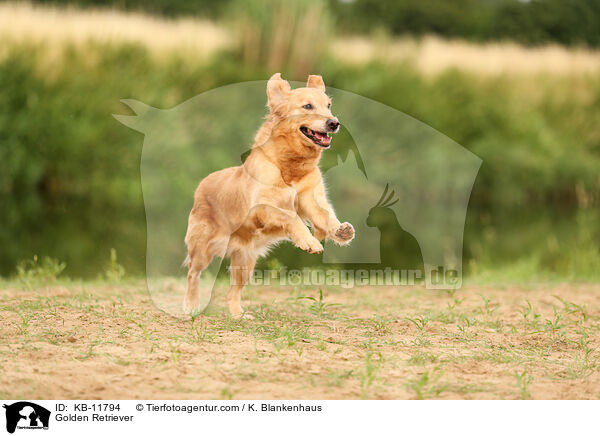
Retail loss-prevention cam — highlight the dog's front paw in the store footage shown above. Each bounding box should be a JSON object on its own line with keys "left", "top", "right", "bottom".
{"left": 297, "top": 236, "right": 324, "bottom": 254}
{"left": 333, "top": 222, "right": 355, "bottom": 245}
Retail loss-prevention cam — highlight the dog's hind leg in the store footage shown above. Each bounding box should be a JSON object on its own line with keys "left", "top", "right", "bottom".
{"left": 183, "top": 221, "right": 222, "bottom": 314}
{"left": 183, "top": 253, "right": 211, "bottom": 315}
{"left": 227, "top": 249, "right": 257, "bottom": 319}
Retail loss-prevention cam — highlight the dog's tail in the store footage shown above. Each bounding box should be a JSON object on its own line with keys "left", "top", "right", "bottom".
{"left": 182, "top": 254, "right": 190, "bottom": 269}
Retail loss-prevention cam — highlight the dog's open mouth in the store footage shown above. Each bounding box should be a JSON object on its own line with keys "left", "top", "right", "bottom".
{"left": 300, "top": 126, "right": 332, "bottom": 148}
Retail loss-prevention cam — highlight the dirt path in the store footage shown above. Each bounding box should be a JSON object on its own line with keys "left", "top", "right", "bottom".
{"left": 1, "top": 281, "right": 599, "bottom": 399}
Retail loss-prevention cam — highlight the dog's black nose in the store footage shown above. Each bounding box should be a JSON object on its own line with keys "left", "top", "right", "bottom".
{"left": 326, "top": 118, "right": 340, "bottom": 132}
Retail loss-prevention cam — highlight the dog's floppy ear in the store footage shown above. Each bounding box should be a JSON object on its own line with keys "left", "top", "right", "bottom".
{"left": 307, "top": 75, "right": 325, "bottom": 92}
{"left": 267, "top": 73, "right": 291, "bottom": 111}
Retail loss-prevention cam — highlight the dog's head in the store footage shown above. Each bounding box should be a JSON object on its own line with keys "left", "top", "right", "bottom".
{"left": 266, "top": 73, "right": 339, "bottom": 150}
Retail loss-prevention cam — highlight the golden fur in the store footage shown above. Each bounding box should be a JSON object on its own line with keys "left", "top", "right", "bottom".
{"left": 184, "top": 73, "right": 354, "bottom": 318}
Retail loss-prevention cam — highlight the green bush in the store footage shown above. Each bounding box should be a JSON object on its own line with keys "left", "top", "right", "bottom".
{"left": 333, "top": 0, "right": 600, "bottom": 47}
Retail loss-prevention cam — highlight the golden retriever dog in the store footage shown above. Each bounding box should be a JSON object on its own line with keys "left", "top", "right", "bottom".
{"left": 184, "top": 73, "right": 354, "bottom": 318}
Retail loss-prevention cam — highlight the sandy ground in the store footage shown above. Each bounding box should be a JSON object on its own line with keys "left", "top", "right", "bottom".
{"left": 1, "top": 280, "right": 599, "bottom": 399}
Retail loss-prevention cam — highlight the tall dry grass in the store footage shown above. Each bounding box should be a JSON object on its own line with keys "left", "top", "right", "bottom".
{"left": 228, "top": 0, "right": 333, "bottom": 77}
{"left": 334, "top": 35, "right": 600, "bottom": 76}
{"left": 0, "top": 2, "right": 230, "bottom": 58}
{"left": 2, "top": 2, "right": 600, "bottom": 76}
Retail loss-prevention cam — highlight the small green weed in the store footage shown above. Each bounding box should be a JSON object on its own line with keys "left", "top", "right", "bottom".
{"left": 104, "top": 248, "right": 126, "bottom": 282}
{"left": 16, "top": 256, "right": 66, "bottom": 290}
{"left": 297, "top": 289, "right": 339, "bottom": 316}
{"left": 514, "top": 370, "right": 533, "bottom": 399}
{"left": 406, "top": 367, "right": 446, "bottom": 399}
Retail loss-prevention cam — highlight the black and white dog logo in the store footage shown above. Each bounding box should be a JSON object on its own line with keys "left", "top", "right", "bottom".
{"left": 3, "top": 402, "right": 50, "bottom": 434}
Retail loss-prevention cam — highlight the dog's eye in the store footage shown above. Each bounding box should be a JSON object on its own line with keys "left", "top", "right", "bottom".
{"left": 327, "top": 103, "right": 331, "bottom": 109}
{"left": 303, "top": 104, "right": 313, "bottom": 110}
